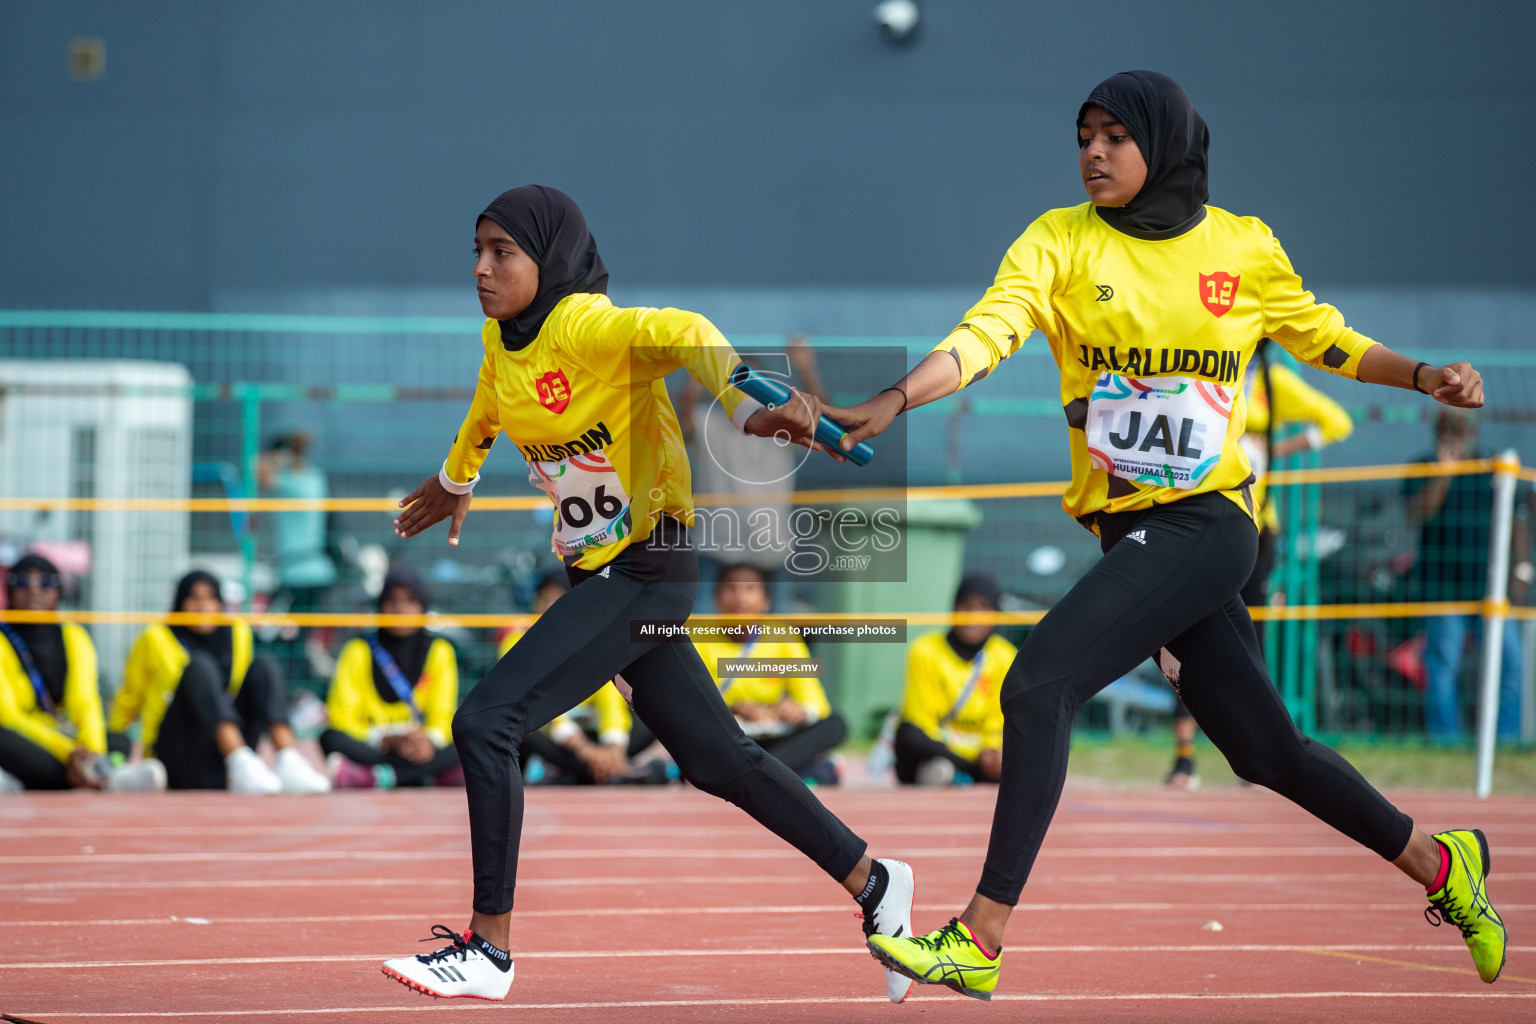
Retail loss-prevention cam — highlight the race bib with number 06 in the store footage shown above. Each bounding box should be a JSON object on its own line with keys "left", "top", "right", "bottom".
{"left": 529, "top": 451, "right": 634, "bottom": 557}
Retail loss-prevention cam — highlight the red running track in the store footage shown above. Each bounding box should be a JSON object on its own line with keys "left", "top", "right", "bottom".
{"left": 1, "top": 779, "right": 1532, "bottom": 1023}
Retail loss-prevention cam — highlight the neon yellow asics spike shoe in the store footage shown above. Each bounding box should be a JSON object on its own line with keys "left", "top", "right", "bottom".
{"left": 867, "top": 917, "right": 1000, "bottom": 1001}
{"left": 1425, "top": 829, "right": 1506, "bottom": 983}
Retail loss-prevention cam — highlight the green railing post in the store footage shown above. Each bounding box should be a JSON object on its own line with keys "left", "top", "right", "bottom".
{"left": 1297, "top": 445, "right": 1321, "bottom": 734}
{"left": 1277, "top": 431, "right": 1305, "bottom": 722}
{"left": 237, "top": 383, "right": 261, "bottom": 612}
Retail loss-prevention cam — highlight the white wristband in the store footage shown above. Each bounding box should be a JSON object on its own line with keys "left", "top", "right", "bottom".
{"left": 439, "top": 462, "right": 479, "bottom": 495}
{"left": 1304, "top": 425, "right": 1325, "bottom": 451}
{"left": 731, "top": 396, "right": 766, "bottom": 434}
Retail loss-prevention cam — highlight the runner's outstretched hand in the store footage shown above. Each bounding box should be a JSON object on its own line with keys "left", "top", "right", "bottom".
{"left": 743, "top": 386, "right": 849, "bottom": 462}
{"left": 821, "top": 388, "right": 907, "bottom": 452}
{"left": 1425, "top": 362, "right": 1484, "bottom": 408}
{"left": 395, "top": 474, "right": 473, "bottom": 545}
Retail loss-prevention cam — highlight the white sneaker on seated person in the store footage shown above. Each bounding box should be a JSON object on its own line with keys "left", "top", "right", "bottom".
{"left": 275, "top": 747, "right": 331, "bottom": 793}
{"left": 225, "top": 746, "right": 282, "bottom": 794}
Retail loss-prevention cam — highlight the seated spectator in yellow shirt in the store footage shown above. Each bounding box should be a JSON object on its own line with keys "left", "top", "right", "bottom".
{"left": 895, "top": 574, "right": 1016, "bottom": 786}
{"left": 693, "top": 563, "right": 846, "bottom": 786}
{"left": 0, "top": 554, "right": 163, "bottom": 792}
{"left": 321, "top": 569, "right": 462, "bottom": 788}
{"left": 110, "top": 570, "right": 330, "bottom": 794}
{"left": 500, "top": 572, "right": 668, "bottom": 785}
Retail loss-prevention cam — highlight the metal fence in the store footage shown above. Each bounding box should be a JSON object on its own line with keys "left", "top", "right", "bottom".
{"left": 2, "top": 311, "right": 1532, "bottom": 783}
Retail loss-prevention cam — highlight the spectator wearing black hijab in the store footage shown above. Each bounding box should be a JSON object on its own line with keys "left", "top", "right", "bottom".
{"left": 836, "top": 71, "right": 1501, "bottom": 995}
{"left": 109, "top": 570, "right": 329, "bottom": 793}
{"left": 0, "top": 554, "right": 157, "bottom": 790}
{"left": 319, "top": 569, "right": 462, "bottom": 788}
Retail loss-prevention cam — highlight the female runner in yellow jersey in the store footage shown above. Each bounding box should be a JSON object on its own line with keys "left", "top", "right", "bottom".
{"left": 378, "top": 186, "right": 915, "bottom": 1003}
{"left": 840, "top": 72, "right": 1505, "bottom": 999}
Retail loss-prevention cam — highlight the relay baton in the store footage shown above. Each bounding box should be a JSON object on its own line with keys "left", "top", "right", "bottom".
{"left": 730, "top": 364, "right": 874, "bottom": 466}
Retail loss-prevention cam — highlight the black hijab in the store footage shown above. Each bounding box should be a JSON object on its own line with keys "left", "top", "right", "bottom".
{"left": 373, "top": 569, "right": 434, "bottom": 703}
{"left": 170, "top": 570, "right": 234, "bottom": 676}
{"left": 1078, "top": 71, "right": 1209, "bottom": 240}
{"left": 6, "top": 553, "right": 68, "bottom": 704}
{"left": 946, "top": 573, "right": 1002, "bottom": 663}
{"left": 479, "top": 185, "right": 609, "bottom": 351}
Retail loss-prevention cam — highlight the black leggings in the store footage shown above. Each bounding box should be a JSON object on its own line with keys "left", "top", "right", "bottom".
{"left": 452, "top": 520, "right": 867, "bottom": 914}
{"left": 1173, "top": 523, "right": 1276, "bottom": 725}
{"left": 0, "top": 727, "right": 70, "bottom": 789}
{"left": 754, "top": 715, "right": 847, "bottom": 776}
{"left": 977, "top": 492, "right": 1414, "bottom": 905}
{"left": 892, "top": 721, "right": 983, "bottom": 784}
{"left": 319, "top": 728, "right": 460, "bottom": 786}
{"left": 155, "top": 654, "right": 287, "bottom": 790}
{"left": 0, "top": 730, "right": 133, "bottom": 791}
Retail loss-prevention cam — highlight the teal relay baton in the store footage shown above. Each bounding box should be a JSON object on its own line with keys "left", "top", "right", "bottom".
{"left": 730, "top": 364, "right": 874, "bottom": 467}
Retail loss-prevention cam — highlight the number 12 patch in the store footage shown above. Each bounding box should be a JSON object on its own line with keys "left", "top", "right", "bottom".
{"left": 535, "top": 369, "right": 571, "bottom": 414}
{"left": 1199, "top": 272, "right": 1240, "bottom": 318}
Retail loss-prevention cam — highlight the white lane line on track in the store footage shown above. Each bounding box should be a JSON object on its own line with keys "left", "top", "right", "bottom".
{"left": 8, "top": 992, "right": 1536, "bottom": 1017}
{"left": 6, "top": 870, "right": 1536, "bottom": 892}
{"left": 7, "top": 845, "right": 1535, "bottom": 865}
{"left": 4, "top": 944, "right": 1533, "bottom": 970}
{"left": 7, "top": 904, "right": 1536, "bottom": 928}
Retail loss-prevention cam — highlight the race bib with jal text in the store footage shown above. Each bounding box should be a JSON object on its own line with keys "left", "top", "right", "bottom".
{"left": 1085, "top": 373, "right": 1234, "bottom": 489}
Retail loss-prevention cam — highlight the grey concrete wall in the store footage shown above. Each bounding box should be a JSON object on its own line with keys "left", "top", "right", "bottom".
{"left": 3, "top": 1, "right": 1533, "bottom": 312}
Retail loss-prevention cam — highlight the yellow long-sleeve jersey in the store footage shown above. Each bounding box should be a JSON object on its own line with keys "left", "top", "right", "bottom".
{"left": 0, "top": 624, "right": 104, "bottom": 762}
{"left": 936, "top": 203, "right": 1378, "bottom": 525}
{"left": 326, "top": 635, "right": 459, "bottom": 749}
{"left": 899, "top": 631, "right": 1017, "bottom": 760}
{"left": 109, "top": 623, "right": 253, "bottom": 757}
{"left": 499, "top": 628, "right": 631, "bottom": 747}
{"left": 444, "top": 294, "right": 755, "bottom": 571}
{"left": 1244, "top": 362, "right": 1354, "bottom": 531}
{"left": 692, "top": 633, "right": 832, "bottom": 721}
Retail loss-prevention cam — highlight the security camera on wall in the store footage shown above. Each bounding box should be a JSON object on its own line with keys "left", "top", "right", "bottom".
{"left": 873, "top": 0, "right": 921, "bottom": 45}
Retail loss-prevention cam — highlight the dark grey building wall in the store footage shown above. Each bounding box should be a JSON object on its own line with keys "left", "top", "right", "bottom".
{"left": 2, "top": 0, "right": 1533, "bottom": 311}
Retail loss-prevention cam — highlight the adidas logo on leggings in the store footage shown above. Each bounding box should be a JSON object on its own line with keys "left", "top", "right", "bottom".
{"left": 1127, "top": 529, "right": 1147, "bottom": 545}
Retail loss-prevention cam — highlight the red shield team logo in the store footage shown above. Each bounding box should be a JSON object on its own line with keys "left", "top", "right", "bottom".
{"left": 535, "top": 369, "right": 571, "bottom": 414}
{"left": 1199, "top": 272, "right": 1241, "bottom": 318}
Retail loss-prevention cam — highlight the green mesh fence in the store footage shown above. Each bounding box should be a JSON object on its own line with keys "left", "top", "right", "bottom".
{"left": 1, "top": 311, "right": 1532, "bottom": 742}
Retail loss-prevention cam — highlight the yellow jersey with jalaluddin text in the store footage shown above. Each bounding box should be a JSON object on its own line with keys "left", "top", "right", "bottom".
{"left": 444, "top": 293, "right": 755, "bottom": 570}
{"left": 935, "top": 203, "right": 1379, "bottom": 524}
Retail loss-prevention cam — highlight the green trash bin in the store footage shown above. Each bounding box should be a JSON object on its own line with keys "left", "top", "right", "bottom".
{"left": 820, "top": 498, "right": 982, "bottom": 738}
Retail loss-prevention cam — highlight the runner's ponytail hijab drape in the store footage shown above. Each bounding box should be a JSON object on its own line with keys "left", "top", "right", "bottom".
{"left": 478, "top": 185, "right": 609, "bottom": 351}
{"left": 1079, "top": 71, "right": 1210, "bottom": 240}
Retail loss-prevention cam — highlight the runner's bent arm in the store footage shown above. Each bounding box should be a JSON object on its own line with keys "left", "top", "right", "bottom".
{"left": 396, "top": 337, "right": 502, "bottom": 542}
{"left": 832, "top": 215, "right": 1066, "bottom": 447}
{"left": 1262, "top": 234, "right": 1482, "bottom": 407}
{"left": 577, "top": 303, "right": 829, "bottom": 450}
